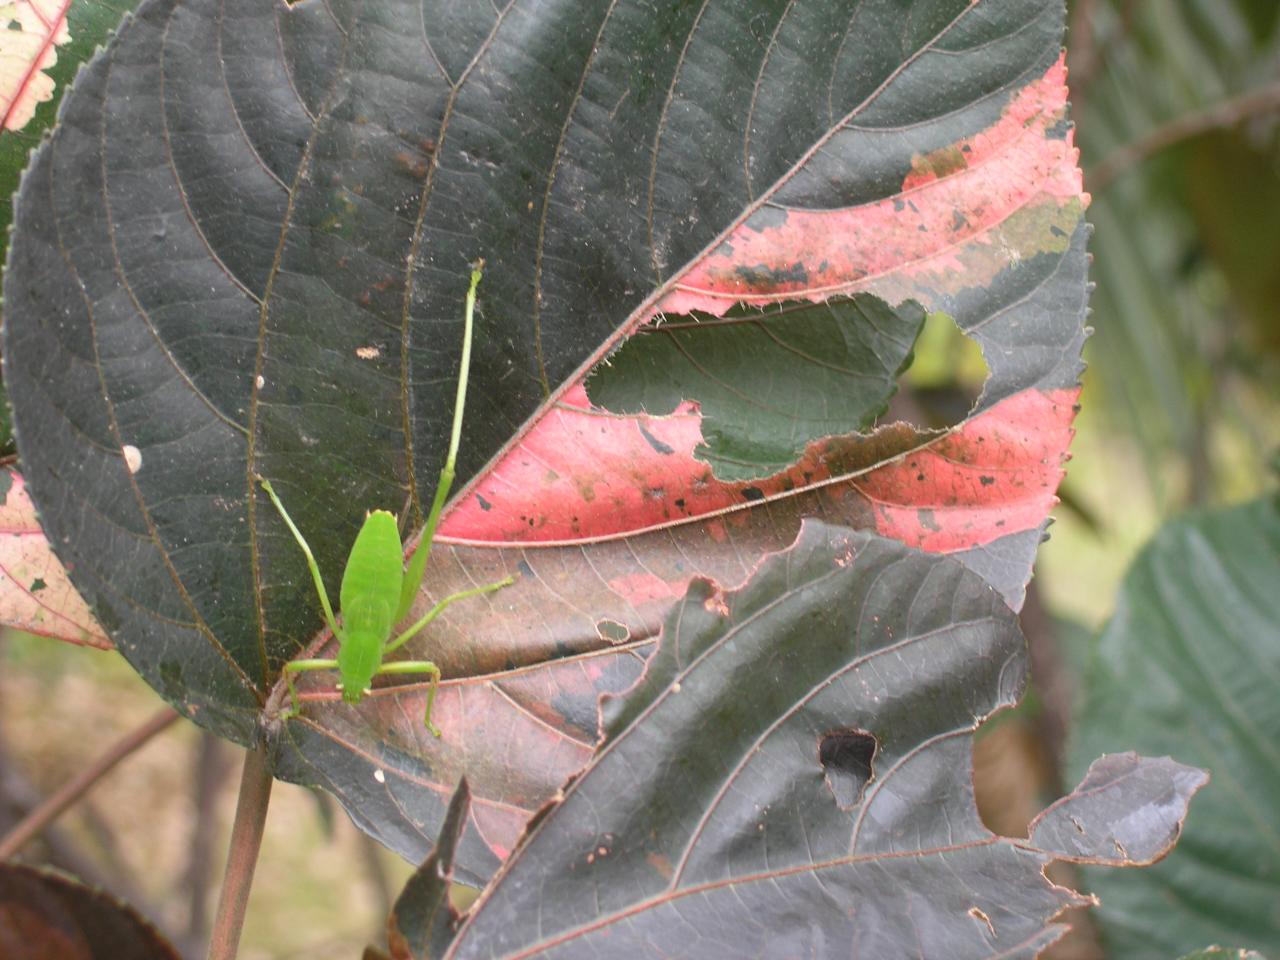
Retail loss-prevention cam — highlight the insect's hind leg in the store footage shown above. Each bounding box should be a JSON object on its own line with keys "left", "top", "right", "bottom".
{"left": 384, "top": 577, "right": 514, "bottom": 656}
{"left": 280, "top": 659, "right": 340, "bottom": 720}
{"left": 375, "top": 661, "right": 443, "bottom": 737}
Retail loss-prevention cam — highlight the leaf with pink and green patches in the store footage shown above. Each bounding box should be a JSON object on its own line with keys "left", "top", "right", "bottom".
{"left": 4, "top": 0, "right": 1087, "bottom": 876}
{"left": 0, "top": 468, "right": 109, "bottom": 648}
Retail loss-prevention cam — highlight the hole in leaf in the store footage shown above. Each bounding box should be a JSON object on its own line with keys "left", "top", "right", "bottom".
{"left": 819, "top": 729, "right": 877, "bottom": 809}
{"left": 586, "top": 294, "right": 948, "bottom": 483}
{"left": 901, "top": 310, "right": 987, "bottom": 392}
{"left": 595, "top": 618, "right": 630, "bottom": 644}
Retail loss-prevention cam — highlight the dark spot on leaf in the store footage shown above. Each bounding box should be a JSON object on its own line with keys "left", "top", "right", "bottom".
{"left": 29, "top": 578, "right": 46, "bottom": 593}
{"left": 94, "top": 597, "right": 121, "bottom": 633}
{"left": 1046, "top": 117, "right": 1072, "bottom": 140}
{"left": 744, "top": 206, "right": 788, "bottom": 233}
{"left": 1050, "top": 224, "right": 1067, "bottom": 238}
{"left": 951, "top": 209, "right": 968, "bottom": 231}
{"left": 917, "top": 508, "right": 942, "bottom": 532}
{"left": 819, "top": 729, "right": 877, "bottom": 809}
{"left": 714, "top": 240, "right": 735, "bottom": 257}
{"left": 741, "top": 486, "right": 765, "bottom": 502}
{"left": 160, "top": 660, "right": 184, "bottom": 699}
{"left": 916, "top": 473, "right": 926, "bottom": 482}
{"left": 476, "top": 493, "right": 492, "bottom": 511}
{"left": 979, "top": 476, "right": 995, "bottom": 486}
{"left": 517, "top": 559, "right": 534, "bottom": 578}
{"left": 893, "top": 198, "right": 905, "bottom": 211}
{"left": 595, "top": 619, "right": 630, "bottom": 644}
{"left": 733, "top": 261, "right": 807, "bottom": 289}
{"left": 674, "top": 498, "right": 686, "bottom": 511}
{"left": 637, "top": 422, "right": 674, "bottom": 455}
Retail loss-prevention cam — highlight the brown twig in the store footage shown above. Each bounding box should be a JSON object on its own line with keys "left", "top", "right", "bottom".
{"left": 207, "top": 744, "right": 274, "bottom": 960}
{"left": 0, "top": 707, "right": 180, "bottom": 861}
{"left": 0, "top": 760, "right": 158, "bottom": 916}
{"left": 1089, "top": 81, "right": 1280, "bottom": 190}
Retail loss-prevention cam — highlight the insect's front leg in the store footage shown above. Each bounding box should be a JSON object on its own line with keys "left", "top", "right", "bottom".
{"left": 280, "top": 659, "right": 341, "bottom": 719}
{"left": 374, "top": 660, "right": 443, "bottom": 737}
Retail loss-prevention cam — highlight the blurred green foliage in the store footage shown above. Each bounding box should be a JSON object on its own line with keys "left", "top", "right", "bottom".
{"left": 1073, "top": 0, "right": 1280, "bottom": 508}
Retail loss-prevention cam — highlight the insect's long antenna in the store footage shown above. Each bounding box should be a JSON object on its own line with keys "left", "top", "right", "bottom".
{"left": 397, "top": 262, "right": 483, "bottom": 621}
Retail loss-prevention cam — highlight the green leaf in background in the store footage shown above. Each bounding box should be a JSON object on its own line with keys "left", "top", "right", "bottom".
{"left": 1077, "top": 0, "right": 1280, "bottom": 502}
{"left": 0, "top": 0, "right": 145, "bottom": 258}
{"left": 1068, "top": 495, "right": 1280, "bottom": 957}
{"left": 1178, "top": 949, "right": 1270, "bottom": 960}
{"left": 586, "top": 295, "right": 927, "bottom": 481}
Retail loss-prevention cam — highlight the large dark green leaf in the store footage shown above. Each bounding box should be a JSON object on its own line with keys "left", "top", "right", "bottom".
{"left": 3, "top": 0, "right": 1088, "bottom": 871}
{"left": 423, "top": 521, "right": 1204, "bottom": 958}
{"left": 1067, "top": 496, "right": 1280, "bottom": 957}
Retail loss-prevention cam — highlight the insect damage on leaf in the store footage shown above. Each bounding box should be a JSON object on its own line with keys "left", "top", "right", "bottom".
{"left": 586, "top": 293, "right": 929, "bottom": 483}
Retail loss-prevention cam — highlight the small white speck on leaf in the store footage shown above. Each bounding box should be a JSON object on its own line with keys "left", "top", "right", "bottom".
{"left": 373, "top": 768, "right": 386, "bottom": 784}
{"left": 256, "top": 375, "right": 265, "bottom": 389}
{"left": 122, "top": 445, "right": 142, "bottom": 474}
{"left": 356, "top": 345, "right": 380, "bottom": 360}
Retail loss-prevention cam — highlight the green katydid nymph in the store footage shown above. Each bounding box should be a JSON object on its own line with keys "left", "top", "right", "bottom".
{"left": 258, "top": 262, "right": 511, "bottom": 737}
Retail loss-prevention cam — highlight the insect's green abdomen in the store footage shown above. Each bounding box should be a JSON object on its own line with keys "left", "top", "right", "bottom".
{"left": 337, "top": 620, "right": 385, "bottom": 702}
{"left": 340, "top": 510, "right": 404, "bottom": 621}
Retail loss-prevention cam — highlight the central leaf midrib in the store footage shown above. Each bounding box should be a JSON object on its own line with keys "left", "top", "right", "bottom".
{"left": 246, "top": 20, "right": 354, "bottom": 688}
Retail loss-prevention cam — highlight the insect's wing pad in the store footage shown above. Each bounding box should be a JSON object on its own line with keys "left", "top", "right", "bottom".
{"left": 340, "top": 510, "right": 405, "bottom": 618}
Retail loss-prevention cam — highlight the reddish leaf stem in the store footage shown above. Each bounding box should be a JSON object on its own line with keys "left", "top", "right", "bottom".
{"left": 207, "top": 742, "right": 274, "bottom": 960}
{"left": 1089, "top": 80, "right": 1280, "bottom": 189}
{"left": 0, "top": 707, "right": 179, "bottom": 861}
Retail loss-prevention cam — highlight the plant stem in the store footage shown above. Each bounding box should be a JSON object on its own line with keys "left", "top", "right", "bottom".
{"left": 207, "top": 743, "right": 274, "bottom": 960}
{"left": 0, "top": 707, "right": 179, "bottom": 861}
{"left": 1089, "top": 80, "right": 1280, "bottom": 190}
